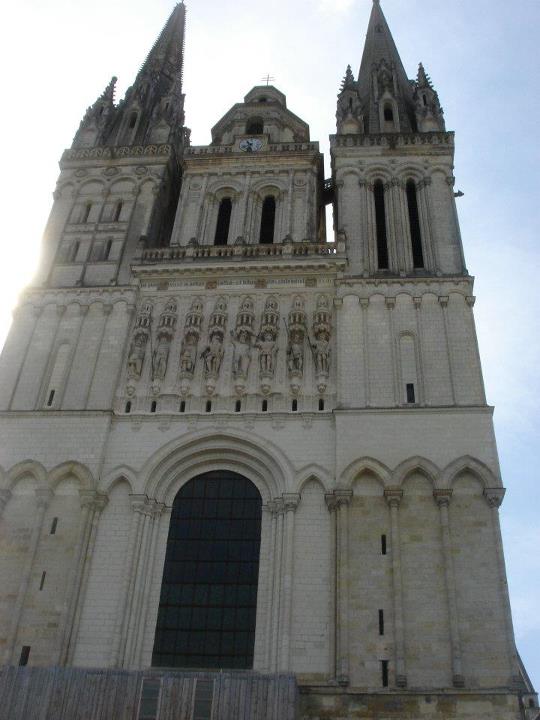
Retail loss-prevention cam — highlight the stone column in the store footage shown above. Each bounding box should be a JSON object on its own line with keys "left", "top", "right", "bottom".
{"left": 66, "top": 493, "right": 108, "bottom": 664}
{"left": 438, "top": 296, "right": 457, "bottom": 405}
{"left": 358, "top": 179, "right": 369, "bottom": 274}
{"left": 270, "top": 498, "right": 284, "bottom": 671}
{"left": 384, "top": 487, "right": 407, "bottom": 687}
{"left": 5, "top": 488, "right": 52, "bottom": 664}
{"left": 416, "top": 177, "right": 436, "bottom": 272}
{"left": 484, "top": 488, "right": 521, "bottom": 685}
{"left": 360, "top": 299, "right": 370, "bottom": 407}
{"left": 434, "top": 489, "right": 464, "bottom": 687}
{"left": 334, "top": 489, "right": 352, "bottom": 685}
{"left": 385, "top": 297, "right": 399, "bottom": 406}
{"left": 0, "top": 489, "right": 11, "bottom": 518}
{"left": 279, "top": 493, "right": 300, "bottom": 671}
{"left": 413, "top": 296, "right": 426, "bottom": 405}
{"left": 325, "top": 493, "right": 337, "bottom": 680}
{"left": 110, "top": 496, "right": 146, "bottom": 667}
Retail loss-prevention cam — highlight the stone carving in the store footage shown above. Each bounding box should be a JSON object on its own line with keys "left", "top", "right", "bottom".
{"left": 286, "top": 296, "right": 307, "bottom": 395}
{"left": 126, "top": 301, "right": 153, "bottom": 389}
{"left": 255, "top": 296, "right": 280, "bottom": 395}
{"left": 201, "top": 297, "right": 228, "bottom": 395}
{"left": 178, "top": 297, "right": 204, "bottom": 397}
{"left": 230, "top": 297, "right": 256, "bottom": 395}
{"left": 151, "top": 299, "right": 177, "bottom": 391}
{"left": 311, "top": 294, "right": 332, "bottom": 394}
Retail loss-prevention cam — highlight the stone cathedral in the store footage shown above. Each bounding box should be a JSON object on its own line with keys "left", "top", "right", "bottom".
{"left": 0, "top": 1, "right": 537, "bottom": 719}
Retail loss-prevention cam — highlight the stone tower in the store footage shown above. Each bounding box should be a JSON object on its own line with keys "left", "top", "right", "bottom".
{"left": 0, "top": 2, "right": 537, "bottom": 719}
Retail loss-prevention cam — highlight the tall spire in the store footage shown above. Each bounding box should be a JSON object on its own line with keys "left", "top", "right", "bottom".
{"left": 135, "top": 2, "right": 186, "bottom": 95}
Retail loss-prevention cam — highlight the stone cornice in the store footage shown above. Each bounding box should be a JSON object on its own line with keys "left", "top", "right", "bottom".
{"left": 185, "top": 141, "right": 320, "bottom": 159}
{"left": 330, "top": 130, "right": 454, "bottom": 150}
{"left": 61, "top": 144, "right": 175, "bottom": 166}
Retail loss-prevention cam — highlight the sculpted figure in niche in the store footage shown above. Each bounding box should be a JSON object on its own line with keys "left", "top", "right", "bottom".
{"left": 287, "top": 330, "right": 304, "bottom": 373}
{"left": 127, "top": 335, "right": 146, "bottom": 378}
{"left": 312, "top": 336, "right": 330, "bottom": 375}
{"left": 202, "top": 332, "right": 224, "bottom": 376}
{"left": 231, "top": 329, "right": 252, "bottom": 379}
{"left": 180, "top": 338, "right": 197, "bottom": 375}
{"left": 152, "top": 339, "right": 169, "bottom": 382}
{"left": 255, "top": 331, "right": 277, "bottom": 375}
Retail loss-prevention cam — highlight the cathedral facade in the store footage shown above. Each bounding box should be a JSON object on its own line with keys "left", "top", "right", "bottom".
{"left": 0, "top": 2, "right": 537, "bottom": 719}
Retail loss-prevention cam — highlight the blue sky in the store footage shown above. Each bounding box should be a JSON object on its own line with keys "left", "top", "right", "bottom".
{"left": 0, "top": 0, "right": 538, "bottom": 688}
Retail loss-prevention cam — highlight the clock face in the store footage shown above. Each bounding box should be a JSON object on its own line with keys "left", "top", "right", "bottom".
{"left": 239, "top": 138, "right": 263, "bottom": 152}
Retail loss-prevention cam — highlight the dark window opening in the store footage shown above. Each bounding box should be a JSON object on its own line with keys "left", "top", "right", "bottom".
{"left": 262, "top": 400, "right": 268, "bottom": 413}
{"left": 152, "top": 471, "right": 262, "bottom": 669}
{"left": 214, "top": 198, "right": 232, "bottom": 246}
{"left": 70, "top": 241, "right": 80, "bottom": 262}
{"left": 379, "top": 609, "right": 385, "bottom": 636}
{"left": 406, "top": 180, "right": 424, "bottom": 268}
{"left": 529, "top": 700, "right": 536, "bottom": 709}
{"left": 381, "top": 534, "right": 387, "bottom": 555}
{"left": 292, "top": 399, "right": 298, "bottom": 412}
{"left": 374, "top": 181, "right": 389, "bottom": 269}
{"left": 114, "top": 201, "right": 123, "bottom": 222}
{"left": 318, "top": 399, "right": 325, "bottom": 412}
{"left": 206, "top": 400, "right": 212, "bottom": 413}
{"left": 39, "top": 572, "right": 46, "bottom": 591}
{"left": 50, "top": 518, "right": 58, "bottom": 535}
{"left": 138, "top": 677, "right": 162, "bottom": 720}
{"left": 381, "top": 660, "right": 389, "bottom": 687}
{"left": 128, "top": 112, "right": 138, "bottom": 130}
{"left": 406, "top": 383, "right": 416, "bottom": 404}
{"left": 151, "top": 401, "right": 157, "bottom": 413}
{"left": 235, "top": 400, "right": 241, "bottom": 413}
{"left": 384, "top": 105, "right": 394, "bottom": 122}
{"left": 246, "top": 118, "right": 264, "bottom": 135}
{"left": 125, "top": 401, "right": 132, "bottom": 414}
{"left": 180, "top": 401, "right": 186, "bottom": 413}
{"left": 82, "top": 203, "right": 92, "bottom": 223}
{"left": 259, "top": 196, "right": 276, "bottom": 245}
{"left": 258, "top": 97, "right": 267, "bottom": 103}
{"left": 19, "top": 646, "right": 31, "bottom": 667}
{"left": 47, "top": 390, "right": 56, "bottom": 407}
{"left": 103, "top": 238, "right": 112, "bottom": 261}
{"left": 422, "top": 94, "right": 428, "bottom": 107}
{"left": 193, "top": 678, "right": 214, "bottom": 720}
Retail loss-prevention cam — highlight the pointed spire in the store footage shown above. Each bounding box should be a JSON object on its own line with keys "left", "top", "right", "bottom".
{"left": 101, "top": 76, "right": 118, "bottom": 103}
{"left": 340, "top": 65, "right": 356, "bottom": 92}
{"left": 417, "top": 63, "right": 433, "bottom": 89}
{"left": 136, "top": 2, "right": 186, "bottom": 91}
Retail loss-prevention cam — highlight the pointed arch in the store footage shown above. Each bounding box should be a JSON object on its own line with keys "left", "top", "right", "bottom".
{"left": 442, "top": 455, "right": 500, "bottom": 489}
{"left": 392, "top": 456, "right": 440, "bottom": 487}
{"left": 6, "top": 460, "right": 48, "bottom": 491}
{"left": 295, "top": 464, "right": 332, "bottom": 495}
{"left": 101, "top": 465, "right": 138, "bottom": 495}
{"left": 49, "top": 461, "right": 96, "bottom": 492}
{"left": 340, "top": 457, "right": 392, "bottom": 489}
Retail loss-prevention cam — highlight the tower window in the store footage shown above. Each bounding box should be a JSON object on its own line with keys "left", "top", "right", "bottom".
{"left": 383, "top": 104, "right": 394, "bottom": 122}
{"left": 125, "top": 401, "right": 132, "bottom": 414}
{"left": 70, "top": 241, "right": 80, "bottom": 262}
{"left": 381, "top": 660, "right": 389, "bottom": 687}
{"left": 205, "top": 400, "right": 212, "bottom": 413}
{"left": 180, "top": 400, "right": 186, "bottom": 413}
{"left": 379, "top": 609, "right": 385, "bottom": 636}
{"left": 128, "top": 111, "right": 138, "bottom": 130}
{"left": 150, "top": 401, "right": 157, "bottom": 413}
{"left": 319, "top": 399, "right": 325, "bottom": 411}
{"left": 39, "top": 571, "right": 46, "bottom": 591}
{"left": 235, "top": 400, "right": 241, "bottom": 413}
{"left": 422, "top": 94, "right": 428, "bottom": 107}
{"left": 246, "top": 117, "right": 264, "bottom": 135}
{"left": 113, "top": 201, "right": 123, "bottom": 222}
{"left": 50, "top": 518, "right": 58, "bottom": 535}
{"left": 47, "top": 390, "right": 56, "bottom": 407}
{"left": 262, "top": 399, "right": 268, "bottom": 412}
{"left": 373, "top": 180, "right": 389, "bottom": 269}
{"left": 103, "top": 238, "right": 113, "bottom": 261}
{"left": 259, "top": 196, "right": 276, "bottom": 244}
{"left": 82, "top": 203, "right": 92, "bottom": 223}
{"left": 406, "top": 180, "right": 424, "bottom": 268}
{"left": 214, "top": 198, "right": 232, "bottom": 246}
{"left": 19, "top": 646, "right": 31, "bottom": 667}
{"left": 381, "top": 534, "right": 387, "bottom": 555}
{"left": 292, "top": 399, "right": 298, "bottom": 412}
{"left": 406, "top": 383, "right": 416, "bottom": 404}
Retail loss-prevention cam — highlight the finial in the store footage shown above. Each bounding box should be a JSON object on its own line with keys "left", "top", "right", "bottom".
{"left": 340, "top": 65, "right": 356, "bottom": 92}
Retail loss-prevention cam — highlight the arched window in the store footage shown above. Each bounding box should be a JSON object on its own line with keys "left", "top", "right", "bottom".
{"left": 383, "top": 104, "right": 394, "bottom": 122}
{"left": 406, "top": 180, "right": 424, "bottom": 268}
{"left": 113, "top": 201, "right": 123, "bottom": 222}
{"left": 373, "top": 180, "right": 389, "bottom": 269}
{"left": 246, "top": 117, "right": 264, "bottom": 135}
{"left": 128, "top": 111, "right": 138, "bottom": 130}
{"left": 152, "top": 471, "right": 262, "bottom": 669}
{"left": 259, "top": 196, "right": 276, "bottom": 244}
{"left": 214, "top": 198, "right": 232, "bottom": 246}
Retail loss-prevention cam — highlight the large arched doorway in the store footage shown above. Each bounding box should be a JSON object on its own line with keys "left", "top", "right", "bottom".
{"left": 152, "top": 470, "right": 262, "bottom": 669}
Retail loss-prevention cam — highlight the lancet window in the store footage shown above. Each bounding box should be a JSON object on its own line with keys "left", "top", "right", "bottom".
{"left": 373, "top": 180, "right": 389, "bottom": 269}
{"left": 214, "top": 198, "right": 232, "bottom": 246}
{"left": 406, "top": 180, "right": 424, "bottom": 268}
{"left": 259, "top": 196, "right": 276, "bottom": 244}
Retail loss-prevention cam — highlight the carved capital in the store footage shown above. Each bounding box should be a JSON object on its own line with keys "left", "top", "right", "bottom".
{"left": 384, "top": 487, "right": 403, "bottom": 507}
{"left": 484, "top": 488, "right": 506, "bottom": 509}
{"left": 325, "top": 493, "right": 337, "bottom": 513}
{"left": 385, "top": 297, "right": 396, "bottom": 310}
{"left": 333, "top": 297, "right": 344, "bottom": 309}
{"left": 283, "top": 493, "right": 301, "bottom": 512}
{"left": 417, "top": 176, "right": 432, "bottom": 190}
{"left": 334, "top": 489, "right": 353, "bottom": 508}
{"left": 360, "top": 298, "right": 369, "bottom": 311}
{"left": 438, "top": 295, "right": 449, "bottom": 308}
{"left": 130, "top": 493, "right": 150, "bottom": 514}
{"left": 413, "top": 296, "right": 422, "bottom": 309}
{"left": 434, "top": 489, "right": 453, "bottom": 507}
{"left": 103, "top": 303, "right": 114, "bottom": 316}
{"left": 466, "top": 296, "right": 476, "bottom": 308}
{"left": 56, "top": 304, "right": 67, "bottom": 318}
{"left": 446, "top": 176, "right": 456, "bottom": 187}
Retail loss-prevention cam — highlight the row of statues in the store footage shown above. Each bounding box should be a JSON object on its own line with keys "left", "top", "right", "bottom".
{"left": 127, "top": 294, "right": 332, "bottom": 396}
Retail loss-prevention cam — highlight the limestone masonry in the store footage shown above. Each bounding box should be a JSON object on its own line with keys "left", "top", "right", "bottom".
{"left": 0, "top": 2, "right": 537, "bottom": 719}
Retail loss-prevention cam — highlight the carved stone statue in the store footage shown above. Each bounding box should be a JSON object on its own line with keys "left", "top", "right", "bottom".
{"left": 152, "top": 338, "right": 170, "bottom": 382}
{"left": 231, "top": 329, "right": 252, "bottom": 379}
{"left": 287, "top": 330, "right": 304, "bottom": 374}
{"left": 255, "top": 331, "right": 277, "bottom": 375}
{"left": 202, "top": 332, "right": 224, "bottom": 376}
{"left": 127, "top": 335, "right": 146, "bottom": 379}
{"left": 312, "top": 337, "right": 331, "bottom": 375}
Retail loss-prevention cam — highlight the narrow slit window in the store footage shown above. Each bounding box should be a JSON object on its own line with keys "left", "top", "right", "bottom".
{"left": 103, "top": 238, "right": 113, "bottom": 261}
{"left": 70, "top": 240, "right": 80, "bottom": 262}
{"left": 235, "top": 400, "right": 241, "bottom": 413}
{"left": 180, "top": 400, "right": 186, "bottom": 413}
{"left": 262, "top": 399, "right": 268, "bottom": 412}
{"left": 39, "top": 571, "right": 46, "bottom": 591}
{"left": 373, "top": 181, "right": 389, "bottom": 269}
{"left": 205, "top": 400, "right": 212, "bottom": 413}
{"left": 381, "top": 534, "right": 387, "bottom": 555}
{"left": 50, "top": 518, "right": 58, "bottom": 535}
{"left": 259, "top": 196, "right": 276, "bottom": 244}
{"left": 125, "top": 401, "right": 132, "bottom": 414}
{"left": 379, "top": 609, "right": 385, "bottom": 636}
{"left": 82, "top": 203, "right": 92, "bottom": 223}
{"left": 47, "top": 390, "right": 56, "bottom": 407}
{"left": 214, "top": 198, "right": 232, "bottom": 246}
{"left": 381, "top": 660, "right": 389, "bottom": 687}
{"left": 319, "top": 399, "right": 325, "bottom": 411}
{"left": 406, "top": 180, "right": 424, "bottom": 268}
{"left": 150, "top": 401, "right": 157, "bottom": 413}
{"left": 19, "top": 646, "right": 31, "bottom": 667}
{"left": 113, "top": 201, "right": 123, "bottom": 222}
{"left": 292, "top": 399, "right": 298, "bottom": 412}
{"left": 406, "top": 383, "right": 416, "bottom": 404}
{"left": 138, "top": 677, "right": 162, "bottom": 720}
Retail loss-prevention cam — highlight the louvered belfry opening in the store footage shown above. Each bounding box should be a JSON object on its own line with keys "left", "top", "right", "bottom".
{"left": 214, "top": 198, "right": 232, "bottom": 246}
{"left": 152, "top": 471, "right": 262, "bottom": 669}
{"left": 259, "top": 196, "right": 276, "bottom": 244}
